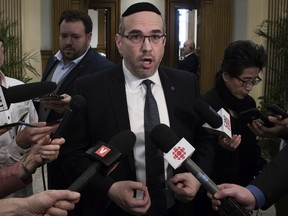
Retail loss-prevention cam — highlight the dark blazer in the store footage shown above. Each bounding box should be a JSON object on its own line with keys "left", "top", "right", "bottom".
{"left": 178, "top": 53, "right": 199, "bottom": 78}
{"left": 251, "top": 144, "right": 288, "bottom": 209}
{"left": 37, "top": 47, "right": 114, "bottom": 122}
{"left": 49, "top": 64, "right": 215, "bottom": 215}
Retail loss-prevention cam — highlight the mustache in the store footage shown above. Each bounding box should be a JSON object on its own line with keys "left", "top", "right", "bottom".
{"left": 138, "top": 54, "right": 154, "bottom": 61}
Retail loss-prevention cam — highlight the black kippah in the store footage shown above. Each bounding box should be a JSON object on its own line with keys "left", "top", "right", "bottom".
{"left": 122, "top": 2, "right": 161, "bottom": 17}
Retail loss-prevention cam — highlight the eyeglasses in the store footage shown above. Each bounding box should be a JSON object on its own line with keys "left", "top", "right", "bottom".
{"left": 120, "top": 33, "right": 166, "bottom": 44}
{"left": 235, "top": 76, "right": 262, "bottom": 87}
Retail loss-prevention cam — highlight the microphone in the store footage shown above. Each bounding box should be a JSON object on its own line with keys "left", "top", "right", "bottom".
{"left": 51, "top": 94, "right": 86, "bottom": 139}
{"left": 151, "top": 124, "right": 250, "bottom": 216}
{"left": 194, "top": 99, "right": 232, "bottom": 138}
{"left": 193, "top": 99, "right": 222, "bottom": 128}
{"left": 68, "top": 130, "right": 136, "bottom": 192}
{"left": 0, "top": 81, "right": 57, "bottom": 112}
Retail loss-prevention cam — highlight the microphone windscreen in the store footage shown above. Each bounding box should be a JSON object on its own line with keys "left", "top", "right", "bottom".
{"left": 150, "top": 124, "right": 179, "bottom": 153}
{"left": 5, "top": 81, "right": 57, "bottom": 103}
{"left": 109, "top": 130, "right": 136, "bottom": 155}
{"left": 193, "top": 99, "right": 223, "bottom": 128}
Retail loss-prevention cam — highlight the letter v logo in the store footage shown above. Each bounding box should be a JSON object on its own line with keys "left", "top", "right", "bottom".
{"left": 96, "top": 145, "right": 111, "bottom": 157}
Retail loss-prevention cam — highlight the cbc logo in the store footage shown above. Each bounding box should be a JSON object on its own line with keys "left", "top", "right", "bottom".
{"left": 172, "top": 146, "right": 186, "bottom": 160}
{"left": 223, "top": 115, "right": 231, "bottom": 131}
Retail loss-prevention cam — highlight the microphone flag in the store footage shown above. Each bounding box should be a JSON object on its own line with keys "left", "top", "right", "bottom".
{"left": 202, "top": 108, "right": 232, "bottom": 138}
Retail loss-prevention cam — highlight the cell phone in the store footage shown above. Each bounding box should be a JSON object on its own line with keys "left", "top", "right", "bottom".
{"left": 46, "top": 119, "right": 62, "bottom": 126}
{"left": 266, "top": 104, "right": 288, "bottom": 119}
{"left": 34, "top": 94, "right": 64, "bottom": 102}
{"left": 239, "top": 108, "right": 274, "bottom": 128}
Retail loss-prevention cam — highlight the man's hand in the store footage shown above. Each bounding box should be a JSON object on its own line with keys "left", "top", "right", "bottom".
{"left": 207, "top": 183, "right": 256, "bottom": 212}
{"left": 16, "top": 121, "right": 59, "bottom": 149}
{"left": 25, "top": 190, "right": 80, "bottom": 216}
{"left": 107, "top": 181, "right": 150, "bottom": 215}
{"left": 19, "top": 135, "right": 65, "bottom": 178}
{"left": 248, "top": 116, "right": 288, "bottom": 137}
{"left": 41, "top": 93, "right": 71, "bottom": 114}
{"left": 169, "top": 172, "right": 201, "bottom": 202}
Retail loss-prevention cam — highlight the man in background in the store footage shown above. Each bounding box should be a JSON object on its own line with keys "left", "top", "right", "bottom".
{"left": 37, "top": 9, "right": 113, "bottom": 123}
{"left": 178, "top": 39, "right": 199, "bottom": 79}
{"left": 35, "top": 9, "right": 114, "bottom": 189}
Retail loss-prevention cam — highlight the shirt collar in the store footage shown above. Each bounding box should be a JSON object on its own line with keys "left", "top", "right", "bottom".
{"left": 54, "top": 46, "right": 90, "bottom": 65}
{"left": 122, "top": 60, "right": 161, "bottom": 90}
{"left": 0, "top": 70, "right": 7, "bottom": 87}
{"left": 185, "top": 52, "right": 194, "bottom": 58}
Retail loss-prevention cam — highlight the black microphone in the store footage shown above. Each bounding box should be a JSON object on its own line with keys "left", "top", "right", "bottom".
{"left": 51, "top": 94, "right": 86, "bottom": 139}
{"left": 151, "top": 124, "right": 250, "bottom": 216}
{"left": 68, "top": 130, "right": 136, "bottom": 192}
{"left": 0, "top": 81, "right": 57, "bottom": 111}
{"left": 194, "top": 99, "right": 232, "bottom": 138}
{"left": 193, "top": 98, "right": 222, "bottom": 128}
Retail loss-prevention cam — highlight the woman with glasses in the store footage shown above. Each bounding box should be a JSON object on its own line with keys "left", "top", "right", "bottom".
{"left": 194, "top": 40, "right": 267, "bottom": 216}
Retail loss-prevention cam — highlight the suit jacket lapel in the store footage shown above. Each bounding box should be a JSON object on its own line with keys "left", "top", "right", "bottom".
{"left": 108, "top": 65, "right": 136, "bottom": 174}
{"left": 108, "top": 65, "right": 130, "bottom": 131}
{"left": 42, "top": 58, "right": 59, "bottom": 81}
{"left": 158, "top": 67, "right": 178, "bottom": 130}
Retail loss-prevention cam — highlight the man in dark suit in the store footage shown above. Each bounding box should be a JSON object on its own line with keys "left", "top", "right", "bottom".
{"left": 37, "top": 9, "right": 113, "bottom": 123}
{"left": 36, "top": 9, "right": 113, "bottom": 190}
{"left": 178, "top": 39, "right": 199, "bottom": 79}
{"left": 50, "top": 3, "right": 214, "bottom": 216}
{"left": 209, "top": 116, "right": 288, "bottom": 211}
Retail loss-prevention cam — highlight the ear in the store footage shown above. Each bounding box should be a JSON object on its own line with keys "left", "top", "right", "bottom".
{"left": 87, "top": 32, "right": 92, "bottom": 43}
{"left": 222, "top": 71, "right": 229, "bottom": 82}
{"left": 115, "top": 34, "right": 123, "bottom": 55}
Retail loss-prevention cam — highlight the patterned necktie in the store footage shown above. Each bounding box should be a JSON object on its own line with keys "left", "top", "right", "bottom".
{"left": 143, "top": 79, "right": 166, "bottom": 215}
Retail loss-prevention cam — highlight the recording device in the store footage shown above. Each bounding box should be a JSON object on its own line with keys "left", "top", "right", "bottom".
{"left": 194, "top": 99, "right": 232, "bottom": 138}
{"left": 33, "top": 94, "right": 64, "bottom": 102}
{"left": 266, "top": 104, "right": 288, "bottom": 119}
{"left": 46, "top": 119, "right": 62, "bottom": 126}
{"left": 151, "top": 124, "right": 250, "bottom": 216}
{"left": 50, "top": 95, "right": 86, "bottom": 139}
{"left": 68, "top": 130, "right": 136, "bottom": 192}
{"left": 239, "top": 108, "right": 274, "bottom": 128}
{"left": 0, "top": 81, "right": 57, "bottom": 112}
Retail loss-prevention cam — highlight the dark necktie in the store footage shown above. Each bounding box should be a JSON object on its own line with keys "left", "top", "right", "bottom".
{"left": 143, "top": 79, "right": 166, "bottom": 215}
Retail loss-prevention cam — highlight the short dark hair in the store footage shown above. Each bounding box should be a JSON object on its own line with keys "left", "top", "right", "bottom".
{"left": 58, "top": 9, "right": 93, "bottom": 33}
{"left": 221, "top": 40, "right": 267, "bottom": 77}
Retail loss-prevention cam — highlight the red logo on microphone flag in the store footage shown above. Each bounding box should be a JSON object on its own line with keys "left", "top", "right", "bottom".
{"left": 172, "top": 146, "right": 186, "bottom": 160}
{"left": 95, "top": 145, "right": 111, "bottom": 157}
{"left": 164, "top": 138, "right": 195, "bottom": 169}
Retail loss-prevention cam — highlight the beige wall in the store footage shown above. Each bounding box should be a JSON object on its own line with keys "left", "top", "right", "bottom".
{"left": 22, "top": 0, "right": 42, "bottom": 82}
{"left": 21, "top": 0, "right": 269, "bottom": 94}
{"left": 247, "top": 0, "right": 268, "bottom": 105}
{"left": 233, "top": 0, "right": 269, "bottom": 105}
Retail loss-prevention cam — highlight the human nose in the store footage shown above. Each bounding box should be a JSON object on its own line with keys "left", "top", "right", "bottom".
{"left": 64, "top": 36, "right": 73, "bottom": 44}
{"left": 141, "top": 37, "right": 152, "bottom": 51}
{"left": 244, "top": 83, "right": 253, "bottom": 91}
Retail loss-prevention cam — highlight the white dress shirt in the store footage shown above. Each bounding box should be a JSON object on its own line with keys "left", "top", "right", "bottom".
{"left": 122, "top": 60, "right": 170, "bottom": 185}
